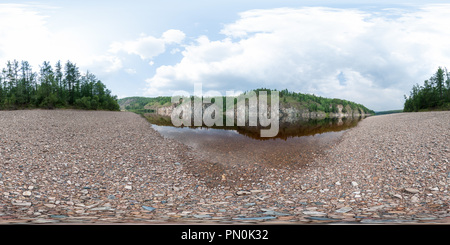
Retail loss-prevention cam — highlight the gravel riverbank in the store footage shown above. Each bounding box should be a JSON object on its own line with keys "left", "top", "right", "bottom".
{"left": 0, "top": 110, "right": 449, "bottom": 224}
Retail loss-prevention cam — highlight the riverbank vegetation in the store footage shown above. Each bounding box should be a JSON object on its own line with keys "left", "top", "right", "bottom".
{"left": 0, "top": 60, "right": 120, "bottom": 111}
{"left": 119, "top": 88, "right": 375, "bottom": 116}
{"left": 273, "top": 88, "right": 374, "bottom": 114}
{"left": 404, "top": 67, "right": 450, "bottom": 112}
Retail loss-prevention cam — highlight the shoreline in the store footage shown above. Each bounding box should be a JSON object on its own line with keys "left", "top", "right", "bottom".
{"left": 0, "top": 109, "right": 449, "bottom": 224}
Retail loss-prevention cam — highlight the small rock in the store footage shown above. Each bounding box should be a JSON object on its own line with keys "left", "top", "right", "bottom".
{"left": 33, "top": 219, "right": 59, "bottom": 224}
{"left": 404, "top": 188, "right": 420, "bottom": 194}
{"left": 125, "top": 185, "right": 132, "bottom": 190}
{"left": 236, "top": 190, "right": 251, "bottom": 196}
{"left": 305, "top": 207, "right": 318, "bottom": 211}
{"left": 411, "top": 195, "right": 420, "bottom": 203}
{"left": 142, "top": 206, "right": 156, "bottom": 212}
{"left": 277, "top": 216, "right": 295, "bottom": 221}
{"left": 351, "top": 181, "right": 358, "bottom": 187}
{"left": 262, "top": 210, "right": 291, "bottom": 216}
{"left": 193, "top": 214, "right": 211, "bottom": 219}
{"left": 22, "top": 191, "right": 32, "bottom": 197}
{"left": 91, "top": 206, "right": 114, "bottom": 211}
{"left": 302, "top": 211, "right": 327, "bottom": 216}
{"left": 250, "top": 190, "right": 263, "bottom": 194}
{"left": 50, "top": 215, "right": 68, "bottom": 219}
{"left": 12, "top": 201, "right": 32, "bottom": 206}
{"left": 335, "top": 207, "right": 352, "bottom": 213}
{"left": 306, "top": 216, "right": 341, "bottom": 221}
{"left": 232, "top": 216, "right": 276, "bottom": 221}
{"left": 367, "top": 205, "right": 385, "bottom": 211}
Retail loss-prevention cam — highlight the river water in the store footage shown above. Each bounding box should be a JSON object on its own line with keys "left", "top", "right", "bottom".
{"left": 147, "top": 114, "right": 362, "bottom": 171}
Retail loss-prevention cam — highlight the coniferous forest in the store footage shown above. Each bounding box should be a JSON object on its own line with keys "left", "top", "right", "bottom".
{"left": 404, "top": 67, "right": 450, "bottom": 112}
{"left": 0, "top": 60, "right": 120, "bottom": 111}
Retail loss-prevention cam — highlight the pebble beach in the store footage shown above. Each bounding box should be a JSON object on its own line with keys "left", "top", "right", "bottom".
{"left": 0, "top": 109, "right": 449, "bottom": 224}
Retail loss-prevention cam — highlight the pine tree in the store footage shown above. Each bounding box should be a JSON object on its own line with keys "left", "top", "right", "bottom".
{"left": 404, "top": 67, "right": 450, "bottom": 111}
{"left": 0, "top": 59, "right": 119, "bottom": 111}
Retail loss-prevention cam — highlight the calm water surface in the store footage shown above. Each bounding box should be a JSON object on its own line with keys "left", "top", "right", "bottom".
{"left": 148, "top": 115, "right": 362, "bottom": 170}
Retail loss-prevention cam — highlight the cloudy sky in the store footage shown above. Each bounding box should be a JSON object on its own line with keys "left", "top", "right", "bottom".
{"left": 1, "top": 0, "right": 450, "bottom": 111}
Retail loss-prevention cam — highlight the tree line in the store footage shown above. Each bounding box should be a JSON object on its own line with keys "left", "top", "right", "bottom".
{"left": 120, "top": 96, "right": 171, "bottom": 111}
{"left": 0, "top": 60, "right": 120, "bottom": 111}
{"left": 404, "top": 67, "right": 450, "bottom": 112}
{"left": 268, "top": 88, "right": 374, "bottom": 114}
{"left": 120, "top": 88, "right": 375, "bottom": 116}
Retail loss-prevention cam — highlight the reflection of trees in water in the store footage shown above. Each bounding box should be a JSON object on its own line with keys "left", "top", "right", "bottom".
{"left": 144, "top": 112, "right": 362, "bottom": 140}
{"left": 234, "top": 117, "right": 362, "bottom": 140}
{"left": 143, "top": 113, "right": 173, "bottom": 126}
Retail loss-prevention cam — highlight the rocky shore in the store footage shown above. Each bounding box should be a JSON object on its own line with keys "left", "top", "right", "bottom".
{"left": 0, "top": 109, "right": 449, "bottom": 224}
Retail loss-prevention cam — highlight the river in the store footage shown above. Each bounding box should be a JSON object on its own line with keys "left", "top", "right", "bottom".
{"left": 146, "top": 114, "right": 362, "bottom": 171}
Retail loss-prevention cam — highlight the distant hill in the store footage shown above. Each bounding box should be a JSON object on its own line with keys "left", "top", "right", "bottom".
{"left": 118, "top": 96, "right": 171, "bottom": 113}
{"left": 119, "top": 89, "right": 375, "bottom": 119}
{"left": 274, "top": 88, "right": 374, "bottom": 115}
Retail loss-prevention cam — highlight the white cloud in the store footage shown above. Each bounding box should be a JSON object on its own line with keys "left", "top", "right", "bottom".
{"left": 0, "top": 4, "right": 120, "bottom": 74}
{"left": 0, "top": 4, "right": 56, "bottom": 66}
{"left": 145, "top": 5, "right": 450, "bottom": 111}
{"left": 162, "top": 29, "right": 186, "bottom": 44}
{"left": 109, "top": 29, "right": 186, "bottom": 60}
{"left": 109, "top": 36, "right": 165, "bottom": 60}
{"left": 88, "top": 55, "right": 123, "bottom": 73}
{"left": 0, "top": 3, "right": 186, "bottom": 88}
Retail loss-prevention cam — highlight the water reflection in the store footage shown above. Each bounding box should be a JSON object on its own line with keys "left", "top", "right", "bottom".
{"left": 144, "top": 113, "right": 364, "bottom": 186}
{"left": 143, "top": 112, "right": 362, "bottom": 140}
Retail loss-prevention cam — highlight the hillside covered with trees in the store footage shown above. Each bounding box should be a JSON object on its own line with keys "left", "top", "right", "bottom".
{"left": 273, "top": 88, "right": 374, "bottom": 115}
{"left": 404, "top": 67, "right": 450, "bottom": 112}
{"left": 118, "top": 96, "right": 171, "bottom": 113}
{"left": 119, "top": 88, "right": 375, "bottom": 116}
{"left": 0, "top": 60, "right": 120, "bottom": 111}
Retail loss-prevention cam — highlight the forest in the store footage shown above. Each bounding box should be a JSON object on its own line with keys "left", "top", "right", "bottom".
{"left": 271, "top": 88, "right": 374, "bottom": 114}
{"left": 119, "top": 88, "right": 375, "bottom": 116}
{"left": 404, "top": 67, "right": 450, "bottom": 112}
{"left": 0, "top": 60, "right": 120, "bottom": 111}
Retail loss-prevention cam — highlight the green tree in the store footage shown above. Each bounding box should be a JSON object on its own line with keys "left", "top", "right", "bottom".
{"left": 64, "top": 61, "right": 80, "bottom": 105}
{"left": 0, "top": 59, "right": 120, "bottom": 111}
{"left": 404, "top": 67, "right": 450, "bottom": 112}
{"left": 435, "top": 67, "right": 445, "bottom": 106}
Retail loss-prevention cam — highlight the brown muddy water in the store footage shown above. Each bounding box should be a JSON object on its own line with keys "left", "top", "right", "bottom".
{"left": 146, "top": 114, "right": 362, "bottom": 172}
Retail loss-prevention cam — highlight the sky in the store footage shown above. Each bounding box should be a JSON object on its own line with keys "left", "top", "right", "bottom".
{"left": 1, "top": 1, "right": 450, "bottom": 111}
